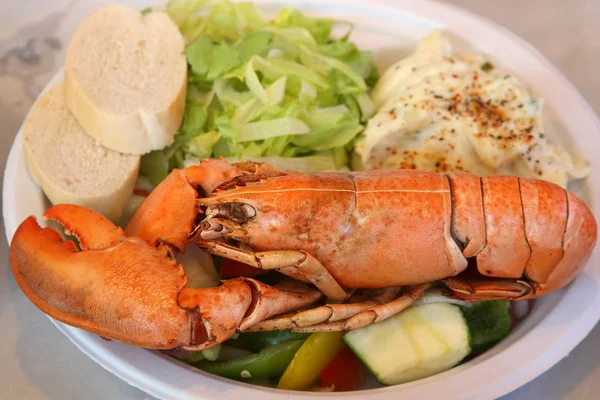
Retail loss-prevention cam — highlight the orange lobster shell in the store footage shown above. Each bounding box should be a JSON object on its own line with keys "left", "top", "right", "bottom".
{"left": 9, "top": 159, "right": 597, "bottom": 350}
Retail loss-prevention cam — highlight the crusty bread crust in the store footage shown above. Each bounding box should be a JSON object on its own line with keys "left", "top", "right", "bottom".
{"left": 64, "top": 5, "right": 187, "bottom": 155}
{"left": 22, "top": 83, "right": 140, "bottom": 222}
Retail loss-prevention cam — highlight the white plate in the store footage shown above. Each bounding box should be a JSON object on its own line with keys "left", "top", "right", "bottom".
{"left": 4, "top": 0, "right": 600, "bottom": 399}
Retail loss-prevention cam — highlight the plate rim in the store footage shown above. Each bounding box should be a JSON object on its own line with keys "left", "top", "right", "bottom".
{"left": 4, "top": 0, "right": 600, "bottom": 399}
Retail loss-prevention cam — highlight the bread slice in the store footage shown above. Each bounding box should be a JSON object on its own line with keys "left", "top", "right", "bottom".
{"left": 64, "top": 4, "right": 187, "bottom": 155}
{"left": 22, "top": 83, "right": 140, "bottom": 222}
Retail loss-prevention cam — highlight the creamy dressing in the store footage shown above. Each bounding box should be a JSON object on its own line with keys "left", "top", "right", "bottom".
{"left": 354, "top": 31, "right": 589, "bottom": 187}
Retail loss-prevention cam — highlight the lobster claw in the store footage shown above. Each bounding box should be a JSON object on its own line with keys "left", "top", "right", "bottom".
{"left": 124, "top": 158, "right": 283, "bottom": 251}
{"left": 10, "top": 204, "right": 319, "bottom": 350}
{"left": 10, "top": 204, "right": 251, "bottom": 350}
{"left": 179, "top": 281, "right": 252, "bottom": 351}
{"left": 125, "top": 159, "right": 248, "bottom": 251}
{"left": 10, "top": 204, "right": 194, "bottom": 348}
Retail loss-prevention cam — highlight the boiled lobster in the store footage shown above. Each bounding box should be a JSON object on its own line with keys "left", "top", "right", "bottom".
{"left": 9, "top": 159, "right": 597, "bottom": 350}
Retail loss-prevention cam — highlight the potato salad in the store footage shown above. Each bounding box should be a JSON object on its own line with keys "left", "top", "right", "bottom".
{"left": 354, "top": 31, "right": 589, "bottom": 187}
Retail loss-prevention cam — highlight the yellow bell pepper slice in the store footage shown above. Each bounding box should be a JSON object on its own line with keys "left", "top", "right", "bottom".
{"left": 277, "top": 331, "right": 345, "bottom": 390}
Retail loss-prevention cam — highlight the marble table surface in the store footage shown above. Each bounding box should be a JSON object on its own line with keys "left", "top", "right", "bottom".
{"left": 1, "top": 0, "right": 599, "bottom": 399}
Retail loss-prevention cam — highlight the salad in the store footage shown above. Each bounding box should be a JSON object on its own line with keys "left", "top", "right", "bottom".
{"left": 168, "top": 290, "right": 523, "bottom": 391}
{"left": 132, "top": 0, "right": 532, "bottom": 392}
{"left": 140, "top": 0, "right": 378, "bottom": 186}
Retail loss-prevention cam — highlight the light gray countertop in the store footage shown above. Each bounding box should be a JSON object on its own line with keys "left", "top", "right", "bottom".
{"left": 1, "top": 1, "right": 599, "bottom": 399}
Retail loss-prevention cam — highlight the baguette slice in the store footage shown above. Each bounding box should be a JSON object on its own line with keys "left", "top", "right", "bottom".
{"left": 22, "top": 83, "right": 140, "bottom": 222}
{"left": 64, "top": 4, "right": 187, "bottom": 155}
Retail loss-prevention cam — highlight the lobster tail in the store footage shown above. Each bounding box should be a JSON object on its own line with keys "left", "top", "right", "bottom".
{"left": 446, "top": 175, "right": 596, "bottom": 300}
{"left": 519, "top": 178, "right": 568, "bottom": 284}
{"left": 534, "top": 191, "right": 597, "bottom": 295}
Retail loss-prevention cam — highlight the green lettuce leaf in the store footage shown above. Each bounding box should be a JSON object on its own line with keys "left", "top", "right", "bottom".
{"left": 236, "top": 117, "right": 310, "bottom": 142}
{"left": 141, "top": 1, "right": 380, "bottom": 186}
{"left": 273, "top": 7, "right": 334, "bottom": 44}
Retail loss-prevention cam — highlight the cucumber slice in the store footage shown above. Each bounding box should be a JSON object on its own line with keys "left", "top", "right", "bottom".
{"left": 343, "top": 302, "right": 470, "bottom": 385}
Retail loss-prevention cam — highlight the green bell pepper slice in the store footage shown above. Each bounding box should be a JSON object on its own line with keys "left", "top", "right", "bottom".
{"left": 227, "top": 330, "right": 309, "bottom": 353}
{"left": 193, "top": 340, "right": 304, "bottom": 381}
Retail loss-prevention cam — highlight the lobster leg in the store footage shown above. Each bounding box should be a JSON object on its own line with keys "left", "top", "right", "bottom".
{"left": 291, "top": 287, "right": 402, "bottom": 327}
{"left": 178, "top": 277, "right": 322, "bottom": 350}
{"left": 243, "top": 313, "right": 299, "bottom": 332}
{"left": 197, "top": 241, "right": 348, "bottom": 301}
{"left": 240, "top": 291, "right": 372, "bottom": 332}
{"left": 443, "top": 277, "right": 531, "bottom": 301}
{"left": 178, "top": 278, "right": 323, "bottom": 346}
{"left": 344, "top": 283, "right": 431, "bottom": 330}
{"left": 237, "top": 278, "right": 323, "bottom": 331}
{"left": 243, "top": 284, "right": 430, "bottom": 333}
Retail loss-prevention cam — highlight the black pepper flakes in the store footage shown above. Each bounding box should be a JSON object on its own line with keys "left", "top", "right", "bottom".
{"left": 481, "top": 61, "right": 494, "bottom": 72}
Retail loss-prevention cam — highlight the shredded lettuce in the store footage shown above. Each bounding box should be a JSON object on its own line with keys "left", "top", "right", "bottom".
{"left": 184, "top": 154, "right": 347, "bottom": 173}
{"left": 141, "top": 1, "right": 378, "bottom": 185}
